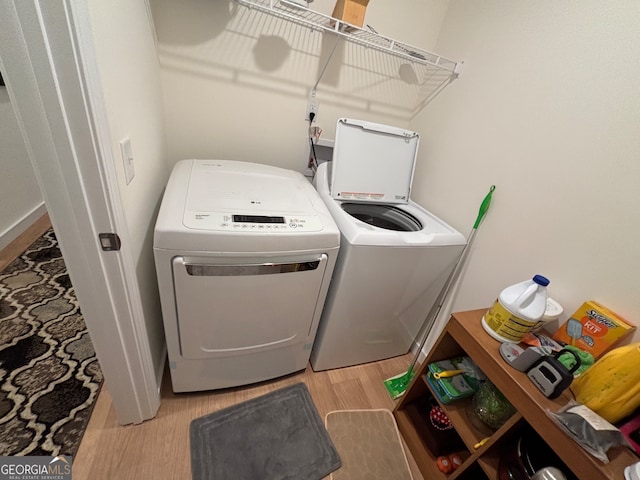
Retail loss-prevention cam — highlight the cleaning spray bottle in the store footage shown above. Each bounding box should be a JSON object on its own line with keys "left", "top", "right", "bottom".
{"left": 482, "top": 275, "right": 550, "bottom": 343}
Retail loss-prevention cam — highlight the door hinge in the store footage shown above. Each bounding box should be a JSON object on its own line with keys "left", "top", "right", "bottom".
{"left": 99, "top": 233, "right": 121, "bottom": 251}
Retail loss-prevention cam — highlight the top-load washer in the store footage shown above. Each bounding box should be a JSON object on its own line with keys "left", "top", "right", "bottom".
{"left": 154, "top": 159, "right": 339, "bottom": 392}
{"left": 310, "top": 118, "right": 466, "bottom": 371}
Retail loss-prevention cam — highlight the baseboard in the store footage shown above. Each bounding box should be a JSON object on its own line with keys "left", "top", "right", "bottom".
{"left": 0, "top": 202, "right": 47, "bottom": 251}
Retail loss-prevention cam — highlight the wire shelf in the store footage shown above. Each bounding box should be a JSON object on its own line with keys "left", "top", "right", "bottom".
{"left": 234, "top": 0, "right": 462, "bottom": 75}
{"left": 232, "top": 0, "right": 462, "bottom": 115}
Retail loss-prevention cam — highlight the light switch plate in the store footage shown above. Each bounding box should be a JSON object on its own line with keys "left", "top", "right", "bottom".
{"left": 120, "top": 137, "right": 135, "bottom": 184}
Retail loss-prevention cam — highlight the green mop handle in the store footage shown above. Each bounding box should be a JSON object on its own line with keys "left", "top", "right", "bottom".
{"left": 451, "top": 184, "right": 496, "bottom": 287}
{"left": 407, "top": 185, "right": 496, "bottom": 374}
{"left": 474, "top": 185, "right": 495, "bottom": 229}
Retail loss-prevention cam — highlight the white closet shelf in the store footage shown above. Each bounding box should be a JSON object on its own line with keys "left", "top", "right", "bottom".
{"left": 234, "top": 0, "right": 462, "bottom": 77}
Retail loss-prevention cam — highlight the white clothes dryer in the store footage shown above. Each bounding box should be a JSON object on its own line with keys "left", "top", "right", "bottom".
{"left": 154, "top": 159, "right": 339, "bottom": 392}
{"left": 310, "top": 119, "right": 466, "bottom": 371}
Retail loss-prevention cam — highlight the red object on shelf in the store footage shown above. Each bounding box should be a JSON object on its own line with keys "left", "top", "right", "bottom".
{"left": 449, "top": 453, "right": 462, "bottom": 471}
{"left": 436, "top": 456, "right": 453, "bottom": 474}
{"left": 619, "top": 412, "right": 640, "bottom": 455}
{"left": 429, "top": 405, "right": 453, "bottom": 430}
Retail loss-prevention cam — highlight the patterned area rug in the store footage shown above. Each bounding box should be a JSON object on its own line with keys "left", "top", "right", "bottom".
{"left": 0, "top": 229, "right": 103, "bottom": 456}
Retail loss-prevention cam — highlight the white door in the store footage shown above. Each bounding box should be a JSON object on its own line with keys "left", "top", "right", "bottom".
{"left": 0, "top": 1, "right": 161, "bottom": 424}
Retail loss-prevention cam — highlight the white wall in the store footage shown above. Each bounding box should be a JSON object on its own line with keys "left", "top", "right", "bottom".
{"left": 149, "top": 0, "right": 448, "bottom": 169}
{"left": 87, "top": 0, "right": 170, "bottom": 380}
{"left": 410, "top": 1, "right": 640, "bottom": 342}
{"left": 147, "top": 0, "right": 639, "bottom": 346}
{"left": 0, "top": 83, "right": 45, "bottom": 250}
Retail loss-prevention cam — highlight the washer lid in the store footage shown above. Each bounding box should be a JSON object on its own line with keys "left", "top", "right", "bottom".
{"left": 330, "top": 118, "right": 419, "bottom": 205}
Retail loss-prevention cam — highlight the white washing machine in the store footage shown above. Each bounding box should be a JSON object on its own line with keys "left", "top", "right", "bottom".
{"left": 154, "top": 159, "right": 340, "bottom": 392}
{"left": 309, "top": 119, "right": 466, "bottom": 371}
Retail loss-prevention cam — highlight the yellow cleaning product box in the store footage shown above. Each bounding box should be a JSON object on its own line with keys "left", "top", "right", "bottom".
{"left": 552, "top": 300, "right": 635, "bottom": 359}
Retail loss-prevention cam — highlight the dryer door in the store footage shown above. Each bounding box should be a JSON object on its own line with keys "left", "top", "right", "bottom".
{"left": 172, "top": 254, "right": 328, "bottom": 359}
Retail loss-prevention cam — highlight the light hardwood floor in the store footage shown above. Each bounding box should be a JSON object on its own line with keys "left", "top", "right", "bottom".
{"left": 0, "top": 213, "right": 52, "bottom": 271}
{"left": 3, "top": 216, "right": 423, "bottom": 479}
{"left": 75, "top": 356, "right": 422, "bottom": 479}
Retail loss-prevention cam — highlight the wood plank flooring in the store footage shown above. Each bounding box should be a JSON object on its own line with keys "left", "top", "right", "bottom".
{"left": 0, "top": 213, "right": 51, "bottom": 271}
{"left": 2, "top": 216, "right": 424, "bottom": 479}
{"left": 74, "top": 356, "right": 422, "bottom": 479}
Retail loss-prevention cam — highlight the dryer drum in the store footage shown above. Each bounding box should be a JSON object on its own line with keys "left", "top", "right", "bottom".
{"left": 341, "top": 203, "right": 422, "bottom": 231}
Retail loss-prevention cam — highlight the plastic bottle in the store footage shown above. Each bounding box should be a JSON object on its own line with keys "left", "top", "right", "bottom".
{"left": 482, "top": 275, "right": 550, "bottom": 343}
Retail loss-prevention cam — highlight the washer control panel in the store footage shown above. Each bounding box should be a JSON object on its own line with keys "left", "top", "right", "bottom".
{"left": 183, "top": 212, "right": 323, "bottom": 232}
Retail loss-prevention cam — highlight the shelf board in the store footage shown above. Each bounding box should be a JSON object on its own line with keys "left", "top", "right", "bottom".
{"left": 420, "top": 374, "right": 524, "bottom": 452}
{"left": 394, "top": 409, "right": 448, "bottom": 480}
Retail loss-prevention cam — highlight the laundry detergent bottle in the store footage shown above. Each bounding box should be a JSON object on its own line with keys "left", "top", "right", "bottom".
{"left": 482, "top": 275, "right": 550, "bottom": 343}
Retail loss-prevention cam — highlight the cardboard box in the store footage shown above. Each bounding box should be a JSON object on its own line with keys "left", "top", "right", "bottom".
{"left": 552, "top": 300, "right": 636, "bottom": 359}
{"left": 331, "top": 0, "right": 370, "bottom": 28}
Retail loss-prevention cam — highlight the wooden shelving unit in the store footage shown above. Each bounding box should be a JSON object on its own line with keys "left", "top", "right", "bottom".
{"left": 393, "top": 309, "right": 639, "bottom": 480}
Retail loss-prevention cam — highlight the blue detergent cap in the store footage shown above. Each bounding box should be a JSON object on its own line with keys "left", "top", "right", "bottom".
{"left": 533, "top": 274, "right": 550, "bottom": 286}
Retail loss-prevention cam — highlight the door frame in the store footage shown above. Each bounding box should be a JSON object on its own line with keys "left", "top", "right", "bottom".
{"left": 0, "top": 0, "right": 161, "bottom": 424}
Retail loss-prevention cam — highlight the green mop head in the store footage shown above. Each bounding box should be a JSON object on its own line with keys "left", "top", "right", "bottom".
{"left": 383, "top": 365, "right": 415, "bottom": 400}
